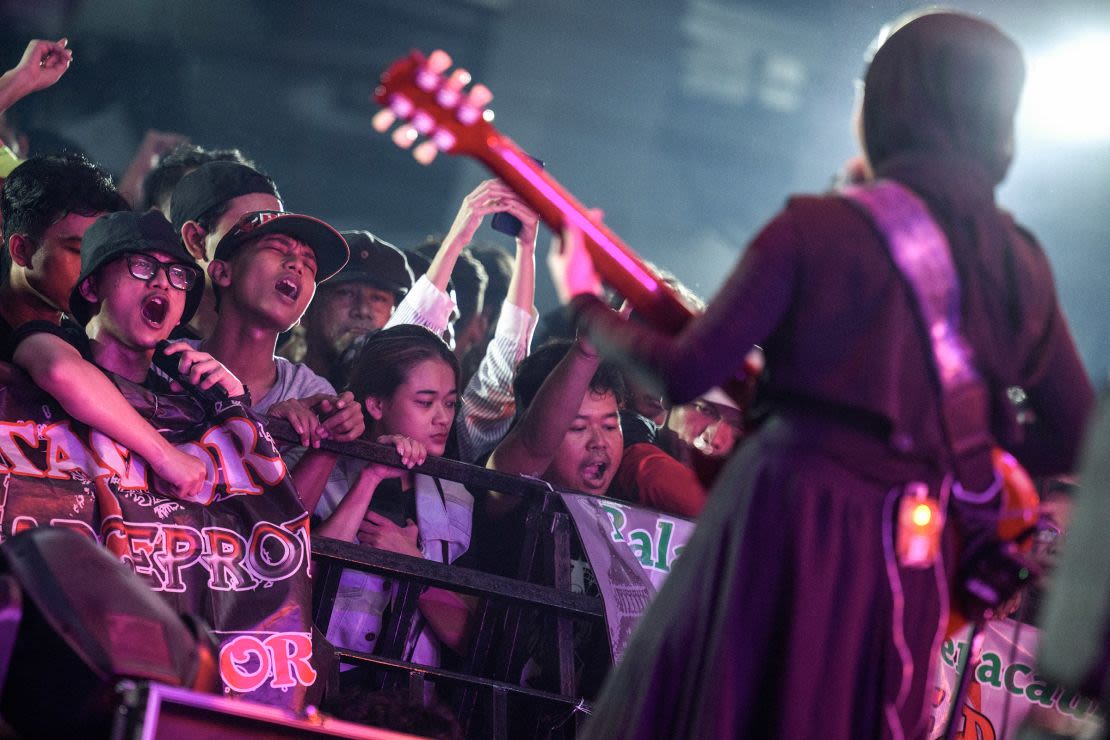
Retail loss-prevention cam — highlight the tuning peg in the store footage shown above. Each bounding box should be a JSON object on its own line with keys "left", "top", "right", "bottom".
{"left": 390, "top": 94, "right": 414, "bottom": 117}
{"left": 391, "top": 124, "right": 418, "bottom": 149}
{"left": 446, "top": 67, "right": 472, "bottom": 91}
{"left": 428, "top": 50, "right": 453, "bottom": 74}
{"left": 413, "top": 140, "right": 439, "bottom": 165}
{"left": 432, "top": 129, "right": 457, "bottom": 152}
{"left": 412, "top": 111, "right": 436, "bottom": 135}
{"left": 436, "top": 86, "right": 461, "bottom": 110}
{"left": 466, "top": 84, "right": 493, "bottom": 108}
{"left": 456, "top": 104, "right": 480, "bottom": 126}
{"left": 371, "top": 108, "right": 396, "bottom": 133}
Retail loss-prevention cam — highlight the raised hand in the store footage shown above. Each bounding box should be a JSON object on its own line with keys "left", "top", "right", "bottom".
{"left": 9, "top": 38, "right": 73, "bottom": 94}
{"left": 443, "top": 178, "right": 533, "bottom": 252}
{"left": 119, "top": 129, "right": 191, "bottom": 206}
{"left": 547, "top": 209, "right": 604, "bottom": 303}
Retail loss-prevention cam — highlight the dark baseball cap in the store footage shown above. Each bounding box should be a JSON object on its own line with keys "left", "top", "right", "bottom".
{"left": 70, "top": 210, "right": 203, "bottom": 326}
{"left": 213, "top": 210, "right": 349, "bottom": 282}
{"left": 169, "top": 161, "right": 281, "bottom": 233}
{"left": 331, "top": 230, "right": 413, "bottom": 300}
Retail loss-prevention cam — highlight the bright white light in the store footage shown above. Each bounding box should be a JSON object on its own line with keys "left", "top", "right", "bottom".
{"left": 1022, "top": 33, "right": 1110, "bottom": 142}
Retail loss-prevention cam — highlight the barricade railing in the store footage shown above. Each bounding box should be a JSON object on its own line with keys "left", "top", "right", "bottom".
{"left": 268, "top": 420, "right": 602, "bottom": 739}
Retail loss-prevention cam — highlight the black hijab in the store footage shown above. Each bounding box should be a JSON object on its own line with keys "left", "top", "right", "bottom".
{"left": 862, "top": 11, "right": 1025, "bottom": 185}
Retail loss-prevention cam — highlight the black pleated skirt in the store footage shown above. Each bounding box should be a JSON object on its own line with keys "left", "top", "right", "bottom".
{"left": 583, "top": 414, "right": 952, "bottom": 739}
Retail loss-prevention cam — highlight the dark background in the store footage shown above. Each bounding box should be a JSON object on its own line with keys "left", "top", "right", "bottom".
{"left": 2, "top": 0, "right": 1108, "bottom": 377}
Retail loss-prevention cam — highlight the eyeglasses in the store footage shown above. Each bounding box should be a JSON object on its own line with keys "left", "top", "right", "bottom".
{"left": 125, "top": 254, "right": 200, "bottom": 291}
{"left": 691, "top": 399, "right": 744, "bottom": 435}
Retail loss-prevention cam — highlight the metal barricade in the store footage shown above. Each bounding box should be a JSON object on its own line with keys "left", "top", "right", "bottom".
{"left": 268, "top": 421, "right": 603, "bottom": 738}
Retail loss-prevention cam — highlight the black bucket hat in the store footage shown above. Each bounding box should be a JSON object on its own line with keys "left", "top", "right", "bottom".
{"left": 70, "top": 210, "right": 203, "bottom": 326}
{"left": 213, "top": 210, "right": 350, "bottom": 282}
{"left": 332, "top": 230, "right": 413, "bottom": 300}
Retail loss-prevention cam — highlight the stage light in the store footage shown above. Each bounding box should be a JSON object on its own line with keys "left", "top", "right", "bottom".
{"left": 1022, "top": 33, "right": 1110, "bottom": 142}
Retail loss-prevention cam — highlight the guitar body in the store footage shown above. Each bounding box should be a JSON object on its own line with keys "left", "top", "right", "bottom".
{"left": 946, "top": 448, "right": 1040, "bottom": 637}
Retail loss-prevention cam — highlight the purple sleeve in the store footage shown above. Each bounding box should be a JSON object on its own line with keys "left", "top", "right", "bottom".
{"left": 577, "top": 207, "right": 801, "bottom": 404}
{"left": 1010, "top": 302, "right": 1095, "bottom": 476}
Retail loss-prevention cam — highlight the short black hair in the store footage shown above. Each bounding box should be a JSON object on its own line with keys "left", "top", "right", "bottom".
{"left": 140, "top": 144, "right": 254, "bottom": 211}
{"left": 513, "top": 339, "right": 627, "bottom": 412}
{"left": 1, "top": 153, "right": 128, "bottom": 288}
{"left": 347, "top": 324, "right": 460, "bottom": 403}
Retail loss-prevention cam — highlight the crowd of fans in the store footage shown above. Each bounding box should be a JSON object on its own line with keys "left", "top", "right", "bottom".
{"left": 0, "top": 36, "right": 744, "bottom": 731}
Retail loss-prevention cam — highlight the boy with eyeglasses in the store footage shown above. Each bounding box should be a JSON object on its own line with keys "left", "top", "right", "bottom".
{"left": 12, "top": 209, "right": 244, "bottom": 502}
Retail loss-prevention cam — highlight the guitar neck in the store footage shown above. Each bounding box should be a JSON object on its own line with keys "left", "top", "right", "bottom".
{"left": 373, "top": 49, "right": 695, "bottom": 334}
{"left": 471, "top": 133, "right": 695, "bottom": 335}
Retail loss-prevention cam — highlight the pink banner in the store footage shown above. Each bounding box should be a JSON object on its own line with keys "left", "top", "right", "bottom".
{"left": 0, "top": 364, "right": 325, "bottom": 710}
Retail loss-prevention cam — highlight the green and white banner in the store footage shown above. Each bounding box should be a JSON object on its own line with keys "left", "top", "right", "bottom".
{"left": 560, "top": 492, "right": 695, "bottom": 662}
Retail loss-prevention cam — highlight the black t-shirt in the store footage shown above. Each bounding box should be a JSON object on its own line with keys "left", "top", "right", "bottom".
{"left": 10, "top": 318, "right": 175, "bottom": 394}
{"left": 367, "top": 478, "right": 418, "bottom": 528}
{"left": 0, "top": 312, "right": 16, "bottom": 364}
{"left": 10, "top": 317, "right": 94, "bottom": 361}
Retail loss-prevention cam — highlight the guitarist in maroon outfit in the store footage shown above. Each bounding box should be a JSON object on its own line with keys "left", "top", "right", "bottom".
{"left": 368, "top": 16, "right": 1093, "bottom": 735}
{"left": 568, "top": 11, "right": 1094, "bottom": 739}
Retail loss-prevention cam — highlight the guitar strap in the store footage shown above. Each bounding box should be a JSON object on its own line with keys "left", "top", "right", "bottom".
{"left": 842, "top": 180, "right": 996, "bottom": 495}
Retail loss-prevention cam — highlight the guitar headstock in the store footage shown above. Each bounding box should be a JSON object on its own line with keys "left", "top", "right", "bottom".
{"left": 373, "top": 50, "right": 496, "bottom": 165}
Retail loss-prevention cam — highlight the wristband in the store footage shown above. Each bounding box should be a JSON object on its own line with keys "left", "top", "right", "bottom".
{"left": 0, "top": 144, "right": 23, "bottom": 178}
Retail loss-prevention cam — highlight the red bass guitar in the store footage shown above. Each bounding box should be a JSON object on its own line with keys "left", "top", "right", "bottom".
{"left": 370, "top": 49, "right": 697, "bottom": 336}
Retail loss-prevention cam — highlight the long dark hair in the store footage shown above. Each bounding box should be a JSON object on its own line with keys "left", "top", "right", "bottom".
{"left": 347, "top": 324, "right": 460, "bottom": 404}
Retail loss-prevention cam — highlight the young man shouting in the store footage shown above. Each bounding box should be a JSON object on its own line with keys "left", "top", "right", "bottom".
{"left": 193, "top": 209, "right": 364, "bottom": 513}
{"left": 12, "top": 210, "right": 241, "bottom": 501}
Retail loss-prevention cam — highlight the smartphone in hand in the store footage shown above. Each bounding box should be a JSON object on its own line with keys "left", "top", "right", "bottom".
{"left": 491, "top": 156, "right": 544, "bottom": 237}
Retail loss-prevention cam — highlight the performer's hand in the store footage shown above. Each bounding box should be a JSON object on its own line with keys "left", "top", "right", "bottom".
{"left": 547, "top": 209, "right": 603, "bottom": 303}
{"left": 161, "top": 342, "right": 246, "bottom": 397}
{"left": 315, "top": 391, "right": 365, "bottom": 442}
{"left": 358, "top": 512, "right": 422, "bottom": 557}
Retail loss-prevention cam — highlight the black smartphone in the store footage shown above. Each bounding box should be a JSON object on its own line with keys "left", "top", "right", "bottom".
{"left": 491, "top": 155, "right": 543, "bottom": 237}
{"left": 368, "top": 480, "right": 412, "bottom": 528}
